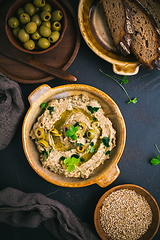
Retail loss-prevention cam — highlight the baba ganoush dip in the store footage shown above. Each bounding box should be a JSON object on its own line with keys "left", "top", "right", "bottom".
{"left": 30, "top": 93, "right": 116, "bottom": 179}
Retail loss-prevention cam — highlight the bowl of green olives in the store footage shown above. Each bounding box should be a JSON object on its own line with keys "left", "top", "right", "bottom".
{"left": 5, "top": 0, "right": 67, "bottom": 54}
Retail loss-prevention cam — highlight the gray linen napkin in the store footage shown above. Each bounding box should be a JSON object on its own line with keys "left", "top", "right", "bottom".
{"left": 0, "top": 73, "right": 25, "bottom": 151}
{"left": 0, "top": 187, "right": 100, "bottom": 240}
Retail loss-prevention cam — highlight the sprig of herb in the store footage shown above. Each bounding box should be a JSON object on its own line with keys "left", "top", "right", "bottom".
{"left": 151, "top": 144, "right": 160, "bottom": 165}
{"left": 64, "top": 157, "right": 80, "bottom": 172}
{"left": 65, "top": 125, "right": 79, "bottom": 140}
{"left": 99, "top": 69, "right": 137, "bottom": 104}
{"left": 87, "top": 105, "right": 99, "bottom": 114}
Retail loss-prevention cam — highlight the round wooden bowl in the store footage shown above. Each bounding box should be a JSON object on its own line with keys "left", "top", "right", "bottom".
{"left": 22, "top": 84, "right": 126, "bottom": 188}
{"left": 94, "top": 184, "right": 160, "bottom": 240}
{"left": 5, "top": 0, "right": 67, "bottom": 54}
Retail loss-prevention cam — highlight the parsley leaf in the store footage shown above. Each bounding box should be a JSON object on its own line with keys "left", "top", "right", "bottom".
{"left": 99, "top": 69, "right": 137, "bottom": 104}
{"left": 120, "top": 75, "right": 128, "bottom": 84}
{"left": 151, "top": 144, "right": 160, "bottom": 165}
{"left": 64, "top": 157, "right": 80, "bottom": 172}
{"left": 65, "top": 125, "right": 79, "bottom": 140}
{"left": 102, "top": 137, "right": 110, "bottom": 147}
{"left": 40, "top": 102, "right": 48, "bottom": 108}
{"left": 87, "top": 105, "right": 99, "bottom": 114}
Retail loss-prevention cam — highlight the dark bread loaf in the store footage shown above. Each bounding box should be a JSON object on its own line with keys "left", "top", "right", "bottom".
{"left": 100, "top": 0, "right": 134, "bottom": 56}
{"left": 125, "top": 0, "right": 159, "bottom": 70}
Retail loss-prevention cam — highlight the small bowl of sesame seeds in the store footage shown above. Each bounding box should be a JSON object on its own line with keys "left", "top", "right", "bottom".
{"left": 94, "top": 184, "right": 160, "bottom": 240}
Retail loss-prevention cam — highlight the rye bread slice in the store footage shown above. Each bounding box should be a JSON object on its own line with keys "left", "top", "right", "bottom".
{"left": 100, "top": 0, "right": 134, "bottom": 56}
{"left": 125, "top": 0, "right": 159, "bottom": 70}
{"left": 136, "top": 0, "right": 160, "bottom": 37}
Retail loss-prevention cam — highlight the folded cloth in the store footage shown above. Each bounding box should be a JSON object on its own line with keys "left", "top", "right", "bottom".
{"left": 0, "top": 187, "right": 100, "bottom": 240}
{"left": 0, "top": 73, "right": 25, "bottom": 151}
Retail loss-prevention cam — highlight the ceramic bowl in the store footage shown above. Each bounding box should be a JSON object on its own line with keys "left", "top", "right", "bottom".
{"left": 22, "top": 84, "right": 126, "bottom": 187}
{"left": 78, "top": 0, "right": 141, "bottom": 75}
{"left": 94, "top": 184, "right": 160, "bottom": 240}
{"left": 5, "top": 0, "right": 67, "bottom": 54}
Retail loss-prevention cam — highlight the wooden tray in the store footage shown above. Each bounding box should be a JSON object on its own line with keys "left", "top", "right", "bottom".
{"left": 0, "top": 0, "right": 81, "bottom": 83}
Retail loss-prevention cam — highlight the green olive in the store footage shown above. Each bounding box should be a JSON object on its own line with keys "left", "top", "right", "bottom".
{"left": 86, "top": 129, "right": 96, "bottom": 139}
{"left": 63, "top": 124, "right": 71, "bottom": 133}
{"left": 51, "top": 21, "right": 61, "bottom": 31}
{"left": 76, "top": 144, "right": 85, "bottom": 153}
{"left": 33, "top": 0, "right": 45, "bottom": 7}
{"left": 48, "top": 31, "right": 60, "bottom": 43}
{"left": 31, "top": 14, "right": 42, "bottom": 26}
{"left": 12, "top": 27, "right": 21, "bottom": 38}
{"left": 40, "top": 10, "right": 51, "bottom": 21}
{"left": 38, "top": 138, "right": 48, "bottom": 148}
{"left": 19, "top": 13, "right": 30, "bottom": 25}
{"left": 50, "top": 129, "right": 60, "bottom": 136}
{"left": 37, "top": 37, "right": 50, "bottom": 49}
{"left": 91, "top": 121, "right": 100, "bottom": 129}
{"left": 51, "top": 10, "right": 63, "bottom": 22}
{"left": 8, "top": 17, "right": 19, "bottom": 28}
{"left": 77, "top": 122, "right": 86, "bottom": 133}
{"left": 35, "top": 127, "right": 45, "bottom": 139}
{"left": 39, "top": 25, "right": 51, "bottom": 37}
{"left": 41, "top": 3, "right": 52, "bottom": 12}
{"left": 17, "top": 7, "right": 25, "bottom": 17}
{"left": 31, "top": 30, "right": 41, "bottom": 40}
{"left": 42, "top": 21, "right": 51, "bottom": 28}
{"left": 23, "top": 39, "right": 35, "bottom": 50}
{"left": 35, "top": 7, "right": 40, "bottom": 13}
{"left": 25, "top": 22, "right": 37, "bottom": 34}
{"left": 18, "top": 29, "right": 30, "bottom": 43}
{"left": 24, "top": 3, "right": 36, "bottom": 16}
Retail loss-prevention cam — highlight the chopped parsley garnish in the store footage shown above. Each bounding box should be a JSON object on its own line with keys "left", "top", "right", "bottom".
{"left": 41, "top": 150, "right": 49, "bottom": 159}
{"left": 102, "top": 137, "right": 110, "bottom": 147}
{"left": 74, "top": 122, "right": 80, "bottom": 127}
{"left": 80, "top": 157, "right": 85, "bottom": 162}
{"left": 47, "top": 106, "right": 54, "bottom": 115}
{"left": 71, "top": 154, "right": 80, "bottom": 159}
{"left": 60, "top": 156, "right": 65, "bottom": 161}
{"left": 65, "top": 125, "right": 79, "bottom": 140}
{"left": 105, "top": 150, "right": 110, "bottom": 155}
{"left": 77, "top": 143, "right": 84, "bottom": 148}
{"left": 87, "top": 105, "right": 99, "bottom": 114}
{"left": 64, "top": 157, "right": 80, "bottom": 173}
{"left": 87, "top": 142, "right": 95, "bottom": 154}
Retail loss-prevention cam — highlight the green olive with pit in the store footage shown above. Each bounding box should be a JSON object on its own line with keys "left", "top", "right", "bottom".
{"left": 33, "top": 0, "right": 45, "bottom": 8}
{"left": 23, "top": 39, "right": 35, "bottom": 50}
{"left": 37, "top": 37, "right": 50, "bottom": 49}
{"left": 48, "top": 31, "right": 60, "bottom": 43}
{"left": 24, "top": 3, "right": 36, "bottom": 16}
{"left": 52, "top": 21, "right": 61, "bottom": 31}
{"left": 31, "top": 14, "right": 42, "bottom": 26}
{"left": 39, "top": 25, "right": 51, "bottom": 37}
{"left": 40, "top": 10, "right": 51, "bottom": 21}
{"left": 17, "top": 7, "right": 24, "bottom": 17}
{"left": 8, "top": 17, "right": 19, "bottom": 28}
{"left": 18, "top": 29, "right": 30, "bottom": 43}
{"left": 19, "top": 13, "right": 30, "bottom": 25}
{"left": 42, "top": 21, "right": 51, "bottom": 28}
{"left": 77, "top": 122, "right": 86, "bottom": 133}
{"left": 25, "top": 22, "right": 37, "bottom": 34}
{"left": 51, "top": 10, "right": 63, "bottom": 22}
{"left": 12, "top": 27, "right": 21, "bottom": 38}
{"left": 41, "top": 3, "right": 52, "bottom": 12}
{"left": 91, "top": 121, "right": 100, "bottom": 129}
{"left": 86, "top": 129, "right": 96, "bottom": 139}
{"left": 31, "top": 30, "right": 41, "bottom": 40}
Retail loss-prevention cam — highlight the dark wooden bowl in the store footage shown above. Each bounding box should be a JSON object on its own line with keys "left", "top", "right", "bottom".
{"left": 5, "top": 0, "right": 67, "bottom": 54}
{"left": 94, "top": 184, "right": 160, "bottom": 240}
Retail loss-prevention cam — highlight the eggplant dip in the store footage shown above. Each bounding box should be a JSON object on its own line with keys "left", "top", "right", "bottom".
{"left": 30, "top": 94, "right": 116, "bottom": 179}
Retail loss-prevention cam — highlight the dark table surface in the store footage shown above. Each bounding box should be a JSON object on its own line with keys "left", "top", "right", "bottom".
{"left": 0, "top": 0, "right": 160, "bottom": 239}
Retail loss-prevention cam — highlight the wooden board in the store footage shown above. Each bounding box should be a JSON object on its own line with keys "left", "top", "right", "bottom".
{"left": 0, "top": 0, "right": 81, "bottom": 83}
